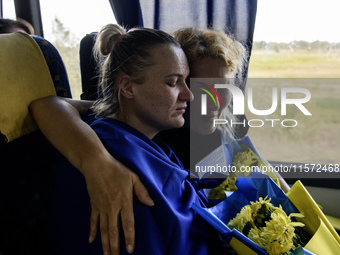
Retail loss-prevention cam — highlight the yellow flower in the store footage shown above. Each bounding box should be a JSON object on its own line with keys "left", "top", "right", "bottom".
{"left": 228, "top": 205, "right": 254, "bottom": 231}
{"left": 248, "top": 227, "right": 266, "bottom": 247}
{"left": 227, "top": 197, "right": 305, "bottom": 255}
{"left": 250, "top": 196, "right": 273, "bottom": 226}
{"left": 208, "top": 177, "right": 238, "bottom": 200}
{"left": 209, "top": 145, "right": 268, "bottom": 199}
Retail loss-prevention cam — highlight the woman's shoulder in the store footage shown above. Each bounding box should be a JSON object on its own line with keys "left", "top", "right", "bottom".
{"left": 90, "top": 117, "right": 150, "bottom": 143}
{"left": 89, "top": 117, "right": 171, "bottom": 161}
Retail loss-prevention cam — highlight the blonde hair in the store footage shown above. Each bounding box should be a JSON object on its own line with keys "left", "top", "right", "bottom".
{"left": 92, "top": 24, "right": 180, "bottom": 117}
{"left": 173, "top": 28, "right": 247, "bottom": 138}
{"left": 173, "top": 27, "right": 246, "bottom": 75}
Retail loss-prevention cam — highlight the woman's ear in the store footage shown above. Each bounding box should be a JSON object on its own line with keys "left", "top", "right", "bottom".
{"left": 118, "top": 75, "right": 134, "bottom": 99}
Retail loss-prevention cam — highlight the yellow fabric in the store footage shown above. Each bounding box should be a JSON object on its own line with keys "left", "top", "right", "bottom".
{"left": 326, "top": 215, "right": 340, "bottom": 231}
{"left": 230, "top": 237, "right": 259, "bottom": 255}
{"left": 287, "top": 181, "right": 340, "bottom": 254}
{"left": 0, "top": 32, "right": 56, "bottom": 142}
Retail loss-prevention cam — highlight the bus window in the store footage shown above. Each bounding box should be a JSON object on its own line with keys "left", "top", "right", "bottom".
{"left": 247, "top": 0, "right": 340, "bottom": 166}
{"left": 2, "top": 0, "right": 16, "bottom": 19}
{"left": 39, "top": 0, "right": 116, "bottom": 99}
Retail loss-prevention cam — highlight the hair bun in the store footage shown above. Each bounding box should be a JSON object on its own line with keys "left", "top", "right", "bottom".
{"left": 96, "top": 24, "right": 126, "bottom": 56}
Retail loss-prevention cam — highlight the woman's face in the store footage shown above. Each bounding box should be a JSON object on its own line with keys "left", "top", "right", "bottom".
{"left": 130, "top": 44, "right": 192, "bottom": 137}
{"left": 189, "top": 56, "right": 232, "bottom": 135}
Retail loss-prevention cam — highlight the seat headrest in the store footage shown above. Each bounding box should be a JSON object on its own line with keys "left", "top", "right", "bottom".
{"left": 0, "top": 32, "right": 56, "bottom": 142}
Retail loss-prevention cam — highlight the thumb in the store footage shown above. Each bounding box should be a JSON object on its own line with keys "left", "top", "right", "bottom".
{"left": 133, "top": 177, "right": 154, "bottom": 207}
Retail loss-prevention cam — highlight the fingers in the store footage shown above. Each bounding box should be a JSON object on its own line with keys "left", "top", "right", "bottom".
{"left": 99, "top": 213, "right": 110, "bottom": 255}
{"left": 89, "top": 209, "right": 99, "bottom": 243}
{"left": 89, "top": 204, "right": 121, "bottom": 255}
{"left": 120, "top": 199, "right": 135, "bottom": 254}
{"left": 99, "top": 211, "right": 121, "bottom": 255}
{"left": 108, "top": 210, "right": 120, "bottom": 255}
{"left": 133, "top": 176, "right": 154, "bottom": 207}
{"left": 85, "top": 160, "right": 153, "bottom": 254}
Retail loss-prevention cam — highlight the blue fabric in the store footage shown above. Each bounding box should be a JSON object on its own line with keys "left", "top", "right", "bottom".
{"left": 109, "top": 0, "right": 143, "bottom": 29}
{"left": 31, "top": 35, "right": 72, "bottom": 98}
{"left": 50, "top": 116, "right": 221, "bottom": 255}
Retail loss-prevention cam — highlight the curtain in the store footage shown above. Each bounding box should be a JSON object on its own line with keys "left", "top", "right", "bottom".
{"left": 108, "top": 0, "right": 257, "bottom": 91}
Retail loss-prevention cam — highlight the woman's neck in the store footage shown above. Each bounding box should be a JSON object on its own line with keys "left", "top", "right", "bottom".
{"left": 109, "top": 112, "right": 159, "bottom": 139}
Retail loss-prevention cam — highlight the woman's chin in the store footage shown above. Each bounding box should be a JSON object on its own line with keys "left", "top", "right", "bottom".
{"left": 170, "top": 118, "right": 185, "bottom": 129}
{"left": 191, "top": 124, "right": 216, "bottom": 135}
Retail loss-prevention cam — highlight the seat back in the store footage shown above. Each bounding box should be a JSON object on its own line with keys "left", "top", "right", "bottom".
{"left": 33, "top": 35, "right": 72, "bottom": 98}
{"left": 0, "top": 33, "right": 71, "bottom": 255}
{"left": 80, "top": 32, "right": 99, "bottom": 100}
{"left": 0, "top": 131, "right": 55, "bottom": 255}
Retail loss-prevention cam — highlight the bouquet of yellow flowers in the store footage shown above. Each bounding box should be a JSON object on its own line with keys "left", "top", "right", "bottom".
{"left": 192, "top": 172, "right": 340, "bottom": 255}
{"left": 194, "top": 135, "right": 340, "bottom": 254}
{"left": 227, "top": 196, "right": 305, "bottom": 255}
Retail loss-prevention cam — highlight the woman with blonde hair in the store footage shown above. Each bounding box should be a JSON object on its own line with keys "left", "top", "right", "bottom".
{"left": 170, "top": 27, "right": 288, "bottom": 188}
{"left": 159, "top": 27, "right": 247, "bottom": 169}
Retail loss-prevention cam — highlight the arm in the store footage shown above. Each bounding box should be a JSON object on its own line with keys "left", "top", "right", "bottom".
{"left": 30, "top": 96, "right": 154, "bottom": 255}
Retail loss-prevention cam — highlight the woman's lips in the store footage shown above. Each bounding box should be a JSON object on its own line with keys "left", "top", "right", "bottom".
{"left": 176, "top": 106, "right": 187, "bottom": 114}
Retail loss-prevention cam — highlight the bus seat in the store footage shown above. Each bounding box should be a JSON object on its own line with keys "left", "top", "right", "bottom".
{"left": 0, "top": 33, "right": 56, "bottom": 142}
{"left": 80, "top": 32, "right": 99, "bottom": 100}
{"left": 32, "top": 35, "right": 72, "bottom": 99}
{"left": 0, "top": 32, "right": 71, "bottom": 255}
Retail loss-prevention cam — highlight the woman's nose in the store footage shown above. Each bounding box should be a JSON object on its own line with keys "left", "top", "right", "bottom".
{"left": 180, "top": 83, "right": 194, "bottom": 102}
